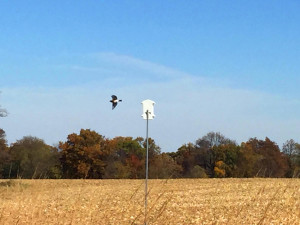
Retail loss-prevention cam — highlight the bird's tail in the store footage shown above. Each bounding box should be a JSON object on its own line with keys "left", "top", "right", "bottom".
{"left": 119, "top": 100, "right": 122, "bottom": 102}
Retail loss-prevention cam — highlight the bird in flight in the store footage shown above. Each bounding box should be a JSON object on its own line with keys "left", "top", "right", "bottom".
{"left": 110, "top": 95, "right": 122, "bottom": 110}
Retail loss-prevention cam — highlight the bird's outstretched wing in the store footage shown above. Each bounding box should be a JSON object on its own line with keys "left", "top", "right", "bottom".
{"left": 111, "top": 95, "right": 117, "bottom": 100}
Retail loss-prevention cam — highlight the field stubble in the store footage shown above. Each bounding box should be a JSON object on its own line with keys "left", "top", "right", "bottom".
{"left": 0, "top": 178, "right": 299, "bottom": 224}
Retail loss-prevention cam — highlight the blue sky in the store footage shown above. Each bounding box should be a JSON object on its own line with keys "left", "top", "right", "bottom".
{"left": 1, "top": 1, "right": 300, "bottom": 151}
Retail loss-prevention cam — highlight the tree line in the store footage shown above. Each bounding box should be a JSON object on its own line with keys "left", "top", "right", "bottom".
{"left": 0, "top": 128, "right": 299, "bottom": 179}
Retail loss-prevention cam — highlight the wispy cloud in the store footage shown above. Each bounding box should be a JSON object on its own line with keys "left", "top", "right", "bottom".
{"left": 92, "top": 52, "right": 194, "bottom": 80}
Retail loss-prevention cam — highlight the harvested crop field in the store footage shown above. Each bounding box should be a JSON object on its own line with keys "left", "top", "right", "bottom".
{"left": 0, "top": 179, "right": 299, "bottom": 224}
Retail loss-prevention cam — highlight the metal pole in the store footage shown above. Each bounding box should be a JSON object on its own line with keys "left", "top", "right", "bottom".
{"left": 145, "top": 110, "right": 149, "bottom": 225}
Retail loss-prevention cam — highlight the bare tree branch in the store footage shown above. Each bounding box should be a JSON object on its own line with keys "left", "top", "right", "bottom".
{"left": 0, "top": 108, "right": 8, "bottom": 117}
{"left": 0, "top": 92, "right": 8, "bottom": 117}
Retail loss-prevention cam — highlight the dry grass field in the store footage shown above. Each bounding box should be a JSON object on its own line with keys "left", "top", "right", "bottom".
{"left": 0, "top": 179, "right": 299, "bottom": 225}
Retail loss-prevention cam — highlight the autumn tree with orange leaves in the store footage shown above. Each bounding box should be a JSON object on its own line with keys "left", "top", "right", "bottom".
{"left": 59, "top": 129, "right": 108, "bottom": 179}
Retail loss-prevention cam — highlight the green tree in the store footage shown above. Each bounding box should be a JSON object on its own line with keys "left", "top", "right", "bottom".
{"left": 149, "top": 153, "right": 182, "bottom": 178}
{"left": 282, "top": 139, "right": 297, "bottom": 157}
{"left": 195, "top": 132, "right": 236, "bottom": 177}
{"left": 293, "top": 143, "right": 300, "bottom": 177}
{"left": 9, "top": 136, "right": 60, "bottom": 178}
{"left": 190, "top": 165, "right": 208, "bottom": 178}
{"left": 235, "top": 141, "right": 261, "bottom": 177}
{"left": 171, "top": 143, "right": 196, "bottom": 177}
{"left": 0, "top": 129, "right": 11, "bottom": 178}
{"left": 103, "top": 136, "right": 145, "bottom": 179}
{"left": 0, "top": 129, "right": 7, "bottom": 153}
{"left": 139, "top": 137, "right": 161, "bottom": 161}
{"left": 211, "top": 144, "right": 240, "bottom": 177}
{"left": 170, "top": 133, "right": 237, "bottom": 178}
{"left": 283, "top": 140, "right": 300, "bottom": 177}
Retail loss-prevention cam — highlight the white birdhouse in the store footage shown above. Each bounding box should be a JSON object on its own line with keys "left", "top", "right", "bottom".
{"left": 141, "top": 99, "right": 155, "bottom": 120}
